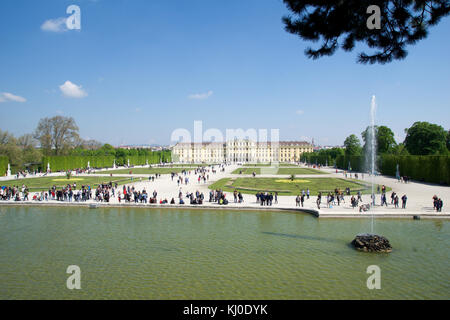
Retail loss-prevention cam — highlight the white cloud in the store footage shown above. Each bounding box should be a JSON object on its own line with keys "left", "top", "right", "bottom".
{"left": 188, "top": 90, "right": 213, "bottom": 100}
{"left": 59, "top": 81, "right": 87, "bottom": 98}
{"left": 41, "top": 17, "right": 68, "bottom": 33}
{"left": 0, "top": 92, "right": 27, "bottom": 103}
{"left": 296, "top": 109, "right": 304, "bottom": 115}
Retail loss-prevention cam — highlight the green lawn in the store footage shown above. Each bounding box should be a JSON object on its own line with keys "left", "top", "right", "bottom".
{"left": 0, "top": 176, "right": 139, "bottom": 192}
{"left": 243, "top": 163, "right": 301, "bottom": 167}
{"left": 232, "top": 168, "right": 262, "bottom": 174}
{"left": 232, "top": 167, "right": 324, "bottom": 175}
{"left": 276, "top": 168, "right": 326, "bottom": 175}
{"left": 209, "top": 177, "right": 390, "bottom": 196}
{"left": 99, "top": 167, "right": 198, "bottom": 175}
{"left": 169, "top": 163, "right": 219, "bottom": 167}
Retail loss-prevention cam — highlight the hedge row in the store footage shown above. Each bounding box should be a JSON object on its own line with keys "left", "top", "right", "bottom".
{"left": 306, "top": 154, "right": 450, "bottom": 185}
{"left": 42, "top": 156, "right": 116, "bottom": 172}
{"left": 41, "top": 150, "right": 172, "bottom": 172}
{"left": 379, "top": 155, "right": 450, "bottom": 185}
{"left": 0, "top": 156, "right": 8, "bottom": 176}
{"left": 114, "top": 150, "right": 172, "bottom": 166}
{"left": 335, "top": 155, "right": 365, "bottom": 172}
{"left": 300, "top": 153, "right": 333, "bottom": 166}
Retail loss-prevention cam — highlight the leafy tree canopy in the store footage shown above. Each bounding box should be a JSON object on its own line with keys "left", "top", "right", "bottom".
{"left": 282, "top": 0, "right": 450, "bottom": 64}
{"left": 392, "top": 143, "right": 410, "bottom": 155}
{"left": 344, "top": 134, "right": 362, "bottom": 156}
{"left": 404, "top": 121, "right": 448, "bottom": 155}
{"left": 362, "top": 125, "right": 397, "bottom": 154}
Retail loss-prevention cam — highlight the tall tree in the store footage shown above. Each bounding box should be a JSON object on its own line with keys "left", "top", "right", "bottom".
{"left": 362, "top": 125, "right": 397, "bottom": 154}
{"left": 404, "top": 121, "right": 448, "bottom": 155}
{"left": 34, "top": 116, "right": 80, "bottom": 155}
{"left": 0, "top": 130, "right": 42, "bottom": 169}
{"left": 0, "top": 129, "right": 22, "bottom": 166}
{"left": 447, "top": 130, "right": 450, "bottom": 151}
{"left": 282, "top": 0, "right": 450, "bottom": 64}
{"left": 344, "top": 134, "right": 362, "bottom": 156}
{"left": 392, "top": 143, "right": 410, "bottom": 155}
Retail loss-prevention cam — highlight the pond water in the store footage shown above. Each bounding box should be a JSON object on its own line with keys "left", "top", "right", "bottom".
{"left": 0, "top": 206, "right": 448, "bottom": 299}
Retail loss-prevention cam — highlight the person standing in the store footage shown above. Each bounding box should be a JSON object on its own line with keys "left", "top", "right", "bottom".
{"left": 438, "top": 198, "right": 443, "bottom": 212}
{"left": 401, "top": 194, "right": 407, "bottom": 209}
{"left": 394, "top": 195, "right": 399, "bottom": 208}
{"left": 317, "top": 192, "right": 322, "bottom": 209}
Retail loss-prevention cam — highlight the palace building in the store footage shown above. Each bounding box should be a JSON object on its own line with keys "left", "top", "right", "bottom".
{"left": 171, "top": 140, "right": 313, "bottom": 163}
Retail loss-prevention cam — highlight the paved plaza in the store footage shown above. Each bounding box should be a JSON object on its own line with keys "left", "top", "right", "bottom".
{"left": 1, "top": 163, "right": 448, "bottom": 218}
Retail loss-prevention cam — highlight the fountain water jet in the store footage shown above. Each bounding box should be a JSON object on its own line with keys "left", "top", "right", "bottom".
{"left": 351, "top": 95, "right": 392, "bottom": 253}
{"left": 368, "top": 95, "right": 377, "bottom": 233}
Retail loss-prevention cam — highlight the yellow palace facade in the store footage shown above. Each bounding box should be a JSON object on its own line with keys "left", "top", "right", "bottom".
{"left": 171, "top": 140, "right": 313, "bottom": 163}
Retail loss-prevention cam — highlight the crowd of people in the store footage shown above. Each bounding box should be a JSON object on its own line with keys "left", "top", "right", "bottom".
{"left": 255, "top": 191, "right": 277, "bottom": 206}
{"left": 0, "top": 163, "right": 447, "bottom": 215}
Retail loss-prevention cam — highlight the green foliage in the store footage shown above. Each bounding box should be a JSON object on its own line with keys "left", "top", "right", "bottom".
{"left": 344, "top": 134, "right": 362, "bottom": 157}
{"left": 41, "top": 149, "right": 172, "bottom": 172}
{"left": 114, "top": 150, "right": 172, "bottom": 166}
{"left": 0, "top": 156, "right": 8, "bottom": 176}
{"left": 362, "top": 125, "right": 397, "bottom": 154}
{"left": 335, "top": 155, "right": 364, "bottom": 172}
{"left": 42, "top": 155, "right": 115, "bottom": 172}
{"left": 404, "top": 121, "right": 448, "bottom": 155}
{"left": 301, "top": 147, "right": 345, "bottom": 167}
{"left": 392, "top": 143, "right": 410, "bottom": 155}
{"left": 0, "top": 129, "right": 42, "bottom": 173}
{"left": 447, "top": 130, "right": 450, "bottom": 151}
{"left": 379, "top": 155, "right": 450, "bottom": 185}
{"left": 282, "top": 0, "right": 450, "bottom": 64}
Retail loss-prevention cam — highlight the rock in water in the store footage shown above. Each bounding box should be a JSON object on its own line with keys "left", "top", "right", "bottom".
{"left": 351, "top": 233, "right": 392, "bottom": 253}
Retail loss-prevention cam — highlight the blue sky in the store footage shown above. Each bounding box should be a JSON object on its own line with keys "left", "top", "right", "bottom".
{"left": 0, "top": 0, "right": 449, "bottom": 146}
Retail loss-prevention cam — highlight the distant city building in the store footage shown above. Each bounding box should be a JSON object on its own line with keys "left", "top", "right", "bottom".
{"left": 118, "top": 145, "right": 169, "bottom": 151}
{"left": 171, "top": 140, "right": 313, "bottom": 163}
{"left": 316, "top": 145, "right": 344, "bottom": 150}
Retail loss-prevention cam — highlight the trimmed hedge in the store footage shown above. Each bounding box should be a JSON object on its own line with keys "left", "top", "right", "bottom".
{"left": 41, "top": 150, "right": 172, "bottom": 172}
{"left": 303, "top": 153, "right": 450, "bottom": 185}
{"left": 115, "top": 150, "right": 172, "bottom": 166}
{"left": 42, "top": 156, "right": 115, "bottom": 172}
{"left": 379, "top": 155, "right": 450, "bottom": 185}
{"left": 300, "top": 153, "right": 332, "bottom": 166}
{"left": 0, "top": 156, "right": 8, "bottom": 176}
{"left": 335, "top": 155, "right": 364, "bottom": 172}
